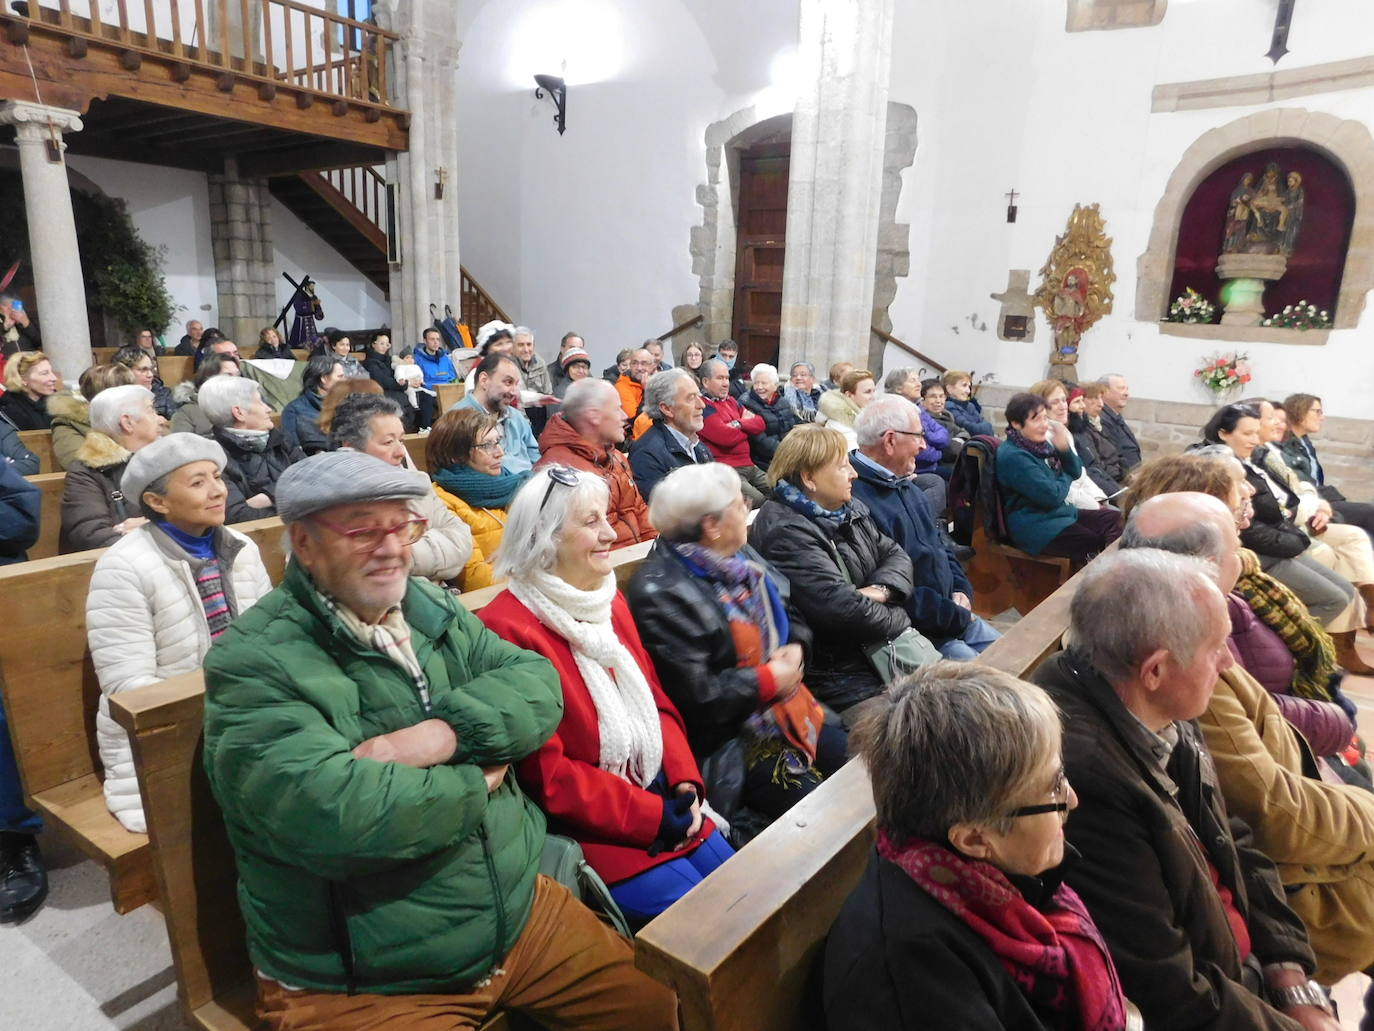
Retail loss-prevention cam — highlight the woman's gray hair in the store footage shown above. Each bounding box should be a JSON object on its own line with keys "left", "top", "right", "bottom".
{"left": 493, "top": 467, "right": 611, "bottom": 581}
{"left": 198, "top": 375, "right": 263, "bottom": 428}
{"left": 330, "top": 393, "right": 404, "bottom": 449}
{"left": 1069, "top": 548, "right": 1220, "bottom": 686}
{"left": 851, "top": 661, "right": 1061, "bottom": 841}
{"left": 883, "top": 367, "right": 916, "bottom": 394}
{"left": 749, "top": 363, "right": 779, "bottom": 386}
{"left": 649, "top": 463, "right": 741, "bottom": 541}
{"left": 561, "top": 377, "right": 619, "bottom": 427}
{"left": 855, "top": 395, "right": 918, "bottom": 447}
{"left": 644, "top": 368, "right": 694, "bottom": 423}
{"left": 89, "top": 384, "right": 154, "bottom": 436}
{"left": 790, "top": 361, "right": 815, "bottom": 377}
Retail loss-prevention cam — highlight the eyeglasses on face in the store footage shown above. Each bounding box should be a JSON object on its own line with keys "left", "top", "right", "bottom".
{"left": 473, "top": 435, "right": 505, "bottom": 454}
{"left": 311, "top": 515, "right": 428, "bottom": 553}
{"left": 1007, "top": 765, "right": 1070, "bottom": 822}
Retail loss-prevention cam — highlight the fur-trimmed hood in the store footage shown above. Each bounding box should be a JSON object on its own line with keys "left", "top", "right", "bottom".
{"left": 172, "top": 380, "right": 198, "bottom": 405}
{"left": 46, "top": 391, "right": 90, "bottom": 429}
{"left": 75, "top": 430, "right": 133, "bottom": 470}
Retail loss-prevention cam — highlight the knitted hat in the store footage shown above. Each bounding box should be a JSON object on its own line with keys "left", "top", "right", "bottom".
{"left": 475, "top": 320, "right": 514, "bottom": 351}
{"left": 1068, "top": 386, "right": 1085, "bottom": 403}
{"left": 274, "top": 450, "right": 428, "bottom": 523}
{"left": 561, "top": 347, "right": 591, "bottom": 370}
{"left": 121, "top": 434, "right": 227, "bottom": 505}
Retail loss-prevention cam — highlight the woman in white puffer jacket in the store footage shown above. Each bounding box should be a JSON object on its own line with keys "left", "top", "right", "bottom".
{"left": 86, "top": 435, "right": 272, "bottom": 833}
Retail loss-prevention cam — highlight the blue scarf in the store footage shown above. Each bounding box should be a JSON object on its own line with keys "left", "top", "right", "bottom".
{"left": 433, "top": 463, "right": 533, "bottom": 509}
{"left": 669, "top": 541, "right": 789, "bottom": 650}
{"left": 774, "top": 478, "right": 850, "bottom": 530}
{"left": 157, "top": 520, "right": 216, "bottom": 559}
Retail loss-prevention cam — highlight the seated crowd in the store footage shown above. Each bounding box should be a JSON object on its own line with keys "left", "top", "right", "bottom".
{"left": 5, "top": 315, "right": 1374, "bottom": 1031}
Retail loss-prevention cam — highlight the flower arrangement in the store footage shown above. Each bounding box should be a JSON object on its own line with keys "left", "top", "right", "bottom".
{"left": 1166, "top": 287, "right": 1217, "bottom": 324}
{"left": 1194, "top": 351, "right": 1252, "bottom": 398}
{"left": 1262, "top": 300, "right": 1333, "bottom": 330}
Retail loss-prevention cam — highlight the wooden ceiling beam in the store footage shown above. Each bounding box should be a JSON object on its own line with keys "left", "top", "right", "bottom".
{"left": 236, "top": 142, "right": 386, "bottom": 178}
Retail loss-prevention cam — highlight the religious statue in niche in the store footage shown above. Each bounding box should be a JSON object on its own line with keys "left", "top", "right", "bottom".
{"left": 1033, "top": 204, "right": 1115, "bottom": 381}
{"left": 1221, "top": 162, "right": 1305, "bottom": 257}
{"left": 1215, "top": 161, "right": 1306, "bottom": 326}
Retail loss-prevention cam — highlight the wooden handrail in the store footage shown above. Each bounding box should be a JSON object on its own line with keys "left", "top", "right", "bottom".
{"left": 460, "top": 266, "right": 512, "bottom": 329}
{"left": 870, "top": 325, "right": 947, "bottom": 374}
{"left": 657, "top": 314, "right": 704, "bottom": 342}
{"left": 19, "top": 0, "right": 398, "bottom": 109}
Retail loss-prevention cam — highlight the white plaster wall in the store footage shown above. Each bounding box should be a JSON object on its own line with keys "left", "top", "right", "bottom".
{"left": 455, "top": 0, "right": 799, "bottom": 370}
{"left": 65, "top": 153, "right": 219, "bottom": 340}
{"left": 884, "top": 0, "right": 1374, "bottom": 417}
{"left": 270, "top": 198, "right": 391, "bottom": 331}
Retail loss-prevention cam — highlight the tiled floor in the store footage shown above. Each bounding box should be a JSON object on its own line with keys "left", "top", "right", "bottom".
{"left": 5, "top": 638, "right": 1374, "bottom": 1029}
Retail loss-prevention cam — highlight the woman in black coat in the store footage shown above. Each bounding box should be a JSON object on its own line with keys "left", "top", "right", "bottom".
{"left": 824, "top": 663, "right": 1135, "bottom": 1031}
{"left": 746, "top": 424, "right": 914, "bottom": 718}
{"left": 739, "top": 363, "right": 797, "bottom": 469}
{"left": 627, "top": 463, "right": 846, "bottom": 837}
{"left": 360, "top": 331, "right": 419, "bottom": 430}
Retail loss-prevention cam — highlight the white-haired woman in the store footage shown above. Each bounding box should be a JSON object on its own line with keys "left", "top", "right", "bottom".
{"left": 627, "top": 463, "right": 846, "bottom": 838}
{"left": 825, "top": 662, "right": 1134, "bottom": 1030}
{"left": 59, "top": 384, "right": 164, "bottom": 553}
{"left": 199, "top": 375, "right": 305, "bottom": 523}
{"left": 480, "top": 466, "right": 734, "bottom": 926}
{"left": 740, "top": 363, "right": 798, "bottom": 469}
{"left": 87, "top": 434, "right": 271, "bottom": 832}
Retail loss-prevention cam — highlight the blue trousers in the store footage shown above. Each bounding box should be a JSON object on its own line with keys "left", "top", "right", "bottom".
{"left": 935, "top": 614, "right": 1002, "bottom": 661}
{"left": 609, "top": 829, "right": 734, "bottom": 926}
{"left": 0, "top": 694, "right": 41, "bottom": 835}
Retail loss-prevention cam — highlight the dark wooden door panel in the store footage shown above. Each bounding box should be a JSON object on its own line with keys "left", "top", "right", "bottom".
{"left": 732, "top": 141, "right": 790, "bottom": 369}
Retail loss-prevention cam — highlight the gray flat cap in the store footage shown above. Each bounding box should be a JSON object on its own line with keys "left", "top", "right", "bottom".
{"left": 275, "top": 450, "right": 429, "bottom": 523}
{"left": 122, "top": 434, "right": 226, "bottom": 505}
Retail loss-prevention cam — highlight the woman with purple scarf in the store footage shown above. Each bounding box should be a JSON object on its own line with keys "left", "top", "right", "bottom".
{"left": 825, "top": 662, "right": 1140, "bottom": 1031}
{"left": 627, "top": 462, "right": 847, "bottom": 842}
{"left": 995, "top": 392, "right": 1121, "bottom": 565}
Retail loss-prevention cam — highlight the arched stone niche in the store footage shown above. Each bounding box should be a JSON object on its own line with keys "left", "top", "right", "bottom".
{"left": 1137, "top": 108, "right": 1374, "bottom": 342}
{"left": 680, "top": 102, "right": 916, "bottom": 362}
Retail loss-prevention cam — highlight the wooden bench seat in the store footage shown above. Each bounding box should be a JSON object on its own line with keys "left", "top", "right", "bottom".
{"left": 23, "top": 470, "right": 63, "bottom": 560}
{"left": 634, "top": 561, "right": 1083, "bottom": 1031}
{"left": 0, "top": 516, "right": 288, "bottom": 913}
{"left": 18, "top": 428, "right": 55, "bottom": 473}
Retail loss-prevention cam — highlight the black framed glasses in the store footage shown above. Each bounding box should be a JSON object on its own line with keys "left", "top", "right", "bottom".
{"left": 538, "top": 464, "right": 580, "bottom": 513}
{"left": 1007, "top": 765, "right": 1070, "bottom": 822}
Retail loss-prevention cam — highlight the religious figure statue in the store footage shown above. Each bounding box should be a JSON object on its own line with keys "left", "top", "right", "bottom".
{"left": 286, "top": 278, "right": 324, "bottom": 350}
{"left": 1034, "top": 205, "right": 1115, "bottom": 381}
{"left": 1220, "top": 161, "right": 1305, "bottom": 257}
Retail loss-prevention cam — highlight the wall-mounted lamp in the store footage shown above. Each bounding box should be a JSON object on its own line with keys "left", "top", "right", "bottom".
{"left": 534, "top": 74, "right": 567, "bottom": 136}
{"left": 435, "top": 167, "right": 447, "bottom": 200}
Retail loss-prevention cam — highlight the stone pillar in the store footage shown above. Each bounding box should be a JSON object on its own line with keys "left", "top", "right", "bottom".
{"left": 0, "top": 101, "right": 90, "bottom": 382}
{"left": 375, "top": 0, "right": 462, "bottom": 349}
{"left": 207, "top": 161, "right": 275, "bottom": 348}
{"left": 778, "top": 0, "right": 894, "bottom": 377}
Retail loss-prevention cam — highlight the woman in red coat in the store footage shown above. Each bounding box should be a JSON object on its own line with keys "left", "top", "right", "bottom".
{"left": 480, "top": 465, "right": 734, "bottom": 926}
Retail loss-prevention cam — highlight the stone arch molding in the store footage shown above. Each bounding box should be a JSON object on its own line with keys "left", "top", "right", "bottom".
{"left": 678, "top": 102, "right": 916, "bottom": 361}
{"left": 1136, "top": 107, "right": 1374, "bottom": 332}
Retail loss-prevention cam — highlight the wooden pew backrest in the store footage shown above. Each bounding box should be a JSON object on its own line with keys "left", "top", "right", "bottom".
{"left": 158, "top": 355, "right": 194, "bottom": 388}
{"left": 437, "top": 382, "right": 465, "bottom": 411}
{"left": 403, "top": 432, "right": 430, "bottom": 474}
{"left": 24, "top": 470, "right": 63, "bottom": 560}
{"left": 634, "top": 559, "right": 1083, "bottom": 1031}
{"left": 18, "top": 428, "right": 55, "bottom": 473}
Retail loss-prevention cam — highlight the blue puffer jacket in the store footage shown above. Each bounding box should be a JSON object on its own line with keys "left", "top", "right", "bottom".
{"left": 414, "top": 346, "right": 459, "bottom": 390}
{"left": 946, "top": 396, "right": 994, "bottom": 437}
{"left": 915, "top": 407, "right": 948, "bottom": 474}
{"left": 0, "top": 458, "right": 40, "bottom": 564}
{"left": 850, "top": 454, "right": 972, "bottom": 639}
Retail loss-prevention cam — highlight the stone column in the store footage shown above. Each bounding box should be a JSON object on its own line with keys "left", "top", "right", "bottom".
{"left": 778, "top": 0, "right": 895, "bottom": 377}
{"left": 0, "top": 101, "right": 90, "bottom": 382}
{"left": 375, "top": 0, "right": 462, "bottom": 349}
{"left": 207, "top": 160, "right": 275, "bottom": 348}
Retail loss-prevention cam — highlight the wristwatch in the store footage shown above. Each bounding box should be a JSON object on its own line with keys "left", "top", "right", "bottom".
{"left": 1271, "top": 979, "right": 1334, "bottom": 1015}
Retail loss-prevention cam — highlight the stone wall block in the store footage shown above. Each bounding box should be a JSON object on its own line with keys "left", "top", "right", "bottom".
{"left": 1326, "top": 419, "right": 1372, "bottom": 445}
{"left": 1151, "top": 400, "right": 1210, "bottom": 427}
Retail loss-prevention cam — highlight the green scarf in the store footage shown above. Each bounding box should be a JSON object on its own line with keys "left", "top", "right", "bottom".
{"left": 1234, "top": 547, "right": 1339, "bottom": 701}
{"left": 433, "top": 463, "right": 532, "bottom": 509}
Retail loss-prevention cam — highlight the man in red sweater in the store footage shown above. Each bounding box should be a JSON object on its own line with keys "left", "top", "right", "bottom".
{"left": 698, "top": 358, "right": 768, "bottom": 507}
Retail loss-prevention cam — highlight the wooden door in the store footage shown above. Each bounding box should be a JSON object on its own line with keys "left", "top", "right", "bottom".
{"left": 731, "top": 141, "right": 789, "bottom": 369}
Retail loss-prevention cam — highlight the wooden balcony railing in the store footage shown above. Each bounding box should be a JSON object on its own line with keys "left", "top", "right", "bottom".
{"left": 18, "top": 0, "right": 397, "bottom": 109}
{"left": 319, "top": 164, "right": 386, "bottom": 232}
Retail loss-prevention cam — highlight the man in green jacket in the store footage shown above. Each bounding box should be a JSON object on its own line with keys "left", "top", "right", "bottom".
{"left": 203, "top": 450, "right": 679, "bottom": 1030}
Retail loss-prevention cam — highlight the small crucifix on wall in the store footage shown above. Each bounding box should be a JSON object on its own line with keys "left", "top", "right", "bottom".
{"left": 1006, "top": 188, "right": 1019, "bottom": 223}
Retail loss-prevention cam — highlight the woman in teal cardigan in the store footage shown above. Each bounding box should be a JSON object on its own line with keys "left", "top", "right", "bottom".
{"left": 995, "top": 392, "right": 1122, "bottom": 565}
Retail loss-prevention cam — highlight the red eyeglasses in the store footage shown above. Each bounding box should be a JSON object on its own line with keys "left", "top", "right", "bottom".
{"left": 311, "top": 515, "right": 428, "bottom": 553}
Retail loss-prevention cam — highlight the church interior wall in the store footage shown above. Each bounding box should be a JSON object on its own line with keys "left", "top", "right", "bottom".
{"left": 883, "top": 0, "right": 1374, "bottom": 417}
{"left": 269, "top": 198, "right": 391, "bottom": 333}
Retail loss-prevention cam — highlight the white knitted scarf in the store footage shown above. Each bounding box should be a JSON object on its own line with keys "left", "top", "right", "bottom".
{"left": 510, "top": 570, "right": 663, "bottom": 788}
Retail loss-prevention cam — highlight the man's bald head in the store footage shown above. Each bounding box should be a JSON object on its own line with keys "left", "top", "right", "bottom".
{"left": 1123, "top": 492, "right": 1241, "bottom": 594}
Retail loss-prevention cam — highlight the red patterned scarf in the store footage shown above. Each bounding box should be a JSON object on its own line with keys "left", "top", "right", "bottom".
{"left": 877, "top": 831, "right": 1127, "bottom": 1031}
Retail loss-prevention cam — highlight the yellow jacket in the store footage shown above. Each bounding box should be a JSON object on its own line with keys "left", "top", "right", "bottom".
{"left": 431, "top": 484, "right": 507, "bottom": 591}
{"left": 1196, "top": 663, "right": 1374, "bottom": 981}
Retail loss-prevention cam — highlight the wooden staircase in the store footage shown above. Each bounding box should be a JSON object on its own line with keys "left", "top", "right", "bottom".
{"left": 269, "top": 166, "right": 391, "bottom": 294}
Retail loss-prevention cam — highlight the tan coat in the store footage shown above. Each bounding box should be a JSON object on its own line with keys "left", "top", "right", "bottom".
{"left": 1196, "top": 663, "right": 1374, "bottom": 981}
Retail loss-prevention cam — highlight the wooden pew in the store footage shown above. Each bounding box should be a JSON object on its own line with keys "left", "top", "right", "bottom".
{"left": 158, "top": 354, "right": 195, "bottom": 387}
{"left": 633, "top": 563, "right": 1084, "bottom": 1031}
{"left": 23, "top": 470, "right": 63, "bottom": 560}
{"left": 403, "top": 431, "right": 430, "bottom": 473}
{"left": 108, "top": 556, "right": 656, "bottom": 1030}
{"left": 0, "top": 517, "right": 287, "bottom": 913}
{"left": 18, "top": 428, "right": 55, "bottom": 473}
{"left": 437, "top": 381, "right": 465, "bottom": 411}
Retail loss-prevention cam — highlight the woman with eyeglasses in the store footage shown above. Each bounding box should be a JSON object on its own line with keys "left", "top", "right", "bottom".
{"left": 1203, "top": 402, "right": 1374, "bottom": 650}
{"left": 86, "top": 434, "right": 272, "bottom": 833}
{"left": 825, "top": 662, "right": 1135, "bottom": 1031}
{"left": 426, "top": 408, "right": 531, "bottom": 591}
{"left": 480, "top": 466, "right": 734, "bottom": 927}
